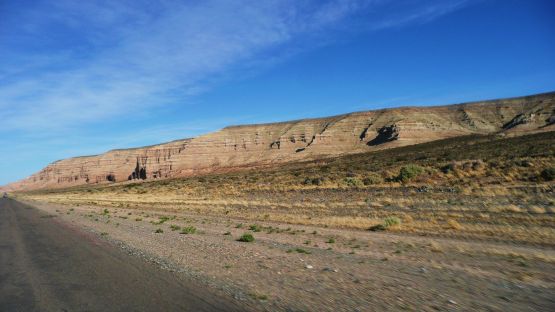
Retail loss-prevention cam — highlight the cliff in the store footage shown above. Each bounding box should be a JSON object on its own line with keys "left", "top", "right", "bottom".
{"left": 6, "top": 91, "right": 555, "bottom": 191}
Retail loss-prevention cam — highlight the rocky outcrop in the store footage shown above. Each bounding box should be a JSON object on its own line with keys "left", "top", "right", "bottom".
{"left": 503, "top": 113, "right": 534, "bottom": 130}
{"left": 6, "top": 91, "right": 555, "bottom": 191}
{"left": 367, "top": 124, "right": 400, "bottom": 146}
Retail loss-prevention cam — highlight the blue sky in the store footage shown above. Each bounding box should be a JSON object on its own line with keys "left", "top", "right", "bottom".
{"left": 0, "top": 0, "right": 554, "bottom": 185}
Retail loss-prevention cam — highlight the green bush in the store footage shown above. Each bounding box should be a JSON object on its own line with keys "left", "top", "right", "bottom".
{"left": 303, "top": 177, "right": 323, "bottom": 185}
{"left": 288, "top": 248, "right": 311, "bottom": 254}
{"left": 384, "top": 217, "right": 401, "bottom": 227}
{"left": 369, "top": 217, "right": 401, "bottom": 231}
{"left": 238, "top": 233, "right": 254, "bottom": 242}
{"left": 170, "top": 225, "right": 181, "bottom": 231}
{"left": 397, "top": 165, "right": 424, "bottom": 182}
{"left": 249, "top": 224, "right": 261, "bottom": 232}
{"left": 344, "top": 177, "right": 363, "bottom": 187}
{"left": 180, "top": 226, "right": 196, "bottom": 234}
{"left": 362, "top": 173, "right": 383, "bottom": 185}
{"left": 153, "top": 216, "right": 171, "bottom": 225}
{"left": 541, "top": 167, "right": 555, "bottom": 181}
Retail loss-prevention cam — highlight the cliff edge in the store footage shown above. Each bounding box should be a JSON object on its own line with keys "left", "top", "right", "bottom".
{"left": 6, "top": 91, "right": 555, "bottom": 191}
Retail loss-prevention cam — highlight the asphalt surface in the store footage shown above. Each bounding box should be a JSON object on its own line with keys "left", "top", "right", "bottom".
{"left": 0, "top": 198, "right": 245, "bottom": 312}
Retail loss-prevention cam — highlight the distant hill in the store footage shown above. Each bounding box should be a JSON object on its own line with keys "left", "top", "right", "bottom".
{"left": 6, "top": 91, "right": 555, "bottom": 191}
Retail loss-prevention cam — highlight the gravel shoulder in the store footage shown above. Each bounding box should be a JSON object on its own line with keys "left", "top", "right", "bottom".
{"left": 17, "top": 198, "right": 555, "bottom": 311}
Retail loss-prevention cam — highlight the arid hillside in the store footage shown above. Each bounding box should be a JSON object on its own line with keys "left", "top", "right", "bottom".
{"left": 6, "top": 91, "right": 555, "bottom": 191}
{"left": 14, "top": 128, "right": 555, "bottom": 311}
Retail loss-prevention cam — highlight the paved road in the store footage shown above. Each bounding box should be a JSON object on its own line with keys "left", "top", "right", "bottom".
{"left": 0, "top": 198, "right": 245, "bottom": 312}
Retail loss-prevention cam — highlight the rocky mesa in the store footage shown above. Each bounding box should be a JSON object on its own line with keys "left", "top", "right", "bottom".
{"left": 6, "top": 92, "right": 555, "bottom": 191}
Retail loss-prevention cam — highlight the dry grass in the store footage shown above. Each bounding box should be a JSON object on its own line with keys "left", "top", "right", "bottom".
{"left": 17, "top": 132, "right": 555, "bottom": 245}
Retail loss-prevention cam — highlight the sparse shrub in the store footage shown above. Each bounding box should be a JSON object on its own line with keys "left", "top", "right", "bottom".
{"left": 290, "top": 248, "right": 311, "bottom": 254}
{"left": 488, "top": 160, "right": 500, "bottom": 168}
{"left": 462, "top": 161, "right": 473, "bottom": 171}
{"left": 180, "top": 226, "right": 196, "bottom": 234}
{"left": 384, "top": 216, "right": 401, "bottom": 227}
{"left": 303, "top": 177, "right": 323, "bottom": 186}
{"left": 249, "top": 293, "right": 268, "bottom": 301}
{"left": 397, "top": 165, "right": 424, "bottom": 182}
{"left": 135, "top": 218, "right": 142, "bottom": 221}
{"left": 155, "top": 228, "right": 164, "bottom": 233}
{"left": 515, "top": 159, "right": 531, "bottom": 167}
{"left": 441, "top": 163, "right": 456, "bottom": 174}
{"left": 326, "top": 238, "right": 335, "bottom": 244}
{"left": 344, "top": 177, "right": 363, "bottom": 187}
{"left": 152, "top": 216, "right": 171, "bottom": 225}
{"left": 362, "top": 173, "right": 383, "bottom": 185}
{"left": 238, "top": 233, "right": 254, "bottom": 242}
{"left": 368, "top": 224, "right": 386, "bottom": 231}
{"left": 541, "top": 167, "right": 555, "bottom": 181}
{"left": 170, "top": 225, "right": 181, "bottom": 231}
{"left": 249, "top": 224, "right": 261, "bottom": 232}
{"left": 311, "top": 177, "right": 323, "bottom": 185}
{"left": 471, "top": 160, "right": 484, "bottom": 170}
{"left": 223, "top": 231, "right": 231, "bottom": 235}
{"left": 369, "top": 216, "right": 401, "bottom": 231}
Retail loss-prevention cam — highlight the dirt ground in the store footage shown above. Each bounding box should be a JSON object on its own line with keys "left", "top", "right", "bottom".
{"left": 22, "top": 198, "right": 555, "bottom": 312}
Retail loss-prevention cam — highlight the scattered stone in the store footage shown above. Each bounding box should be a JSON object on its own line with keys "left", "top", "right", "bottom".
{"left": 305, "top": 265, "right": 313, "bottom": 269}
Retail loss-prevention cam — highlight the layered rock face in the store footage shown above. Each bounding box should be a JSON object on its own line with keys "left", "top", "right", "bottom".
{"left": 7, "top": 92, "right": 555, "bottom": 191}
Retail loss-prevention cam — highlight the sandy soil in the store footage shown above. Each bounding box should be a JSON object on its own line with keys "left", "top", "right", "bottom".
{"left": 23, "top": 199, "right": 555, "bottom": 312}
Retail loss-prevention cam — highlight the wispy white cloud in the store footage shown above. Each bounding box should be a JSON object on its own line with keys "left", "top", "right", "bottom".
{"left": 0, "top": 0, "right": 474, "bottom": 184}
{"left": 368, "top": 0, "right": 471, "bottom": 30}
{"left": 0, "top": 0, "right": 472, "bottom": 132}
